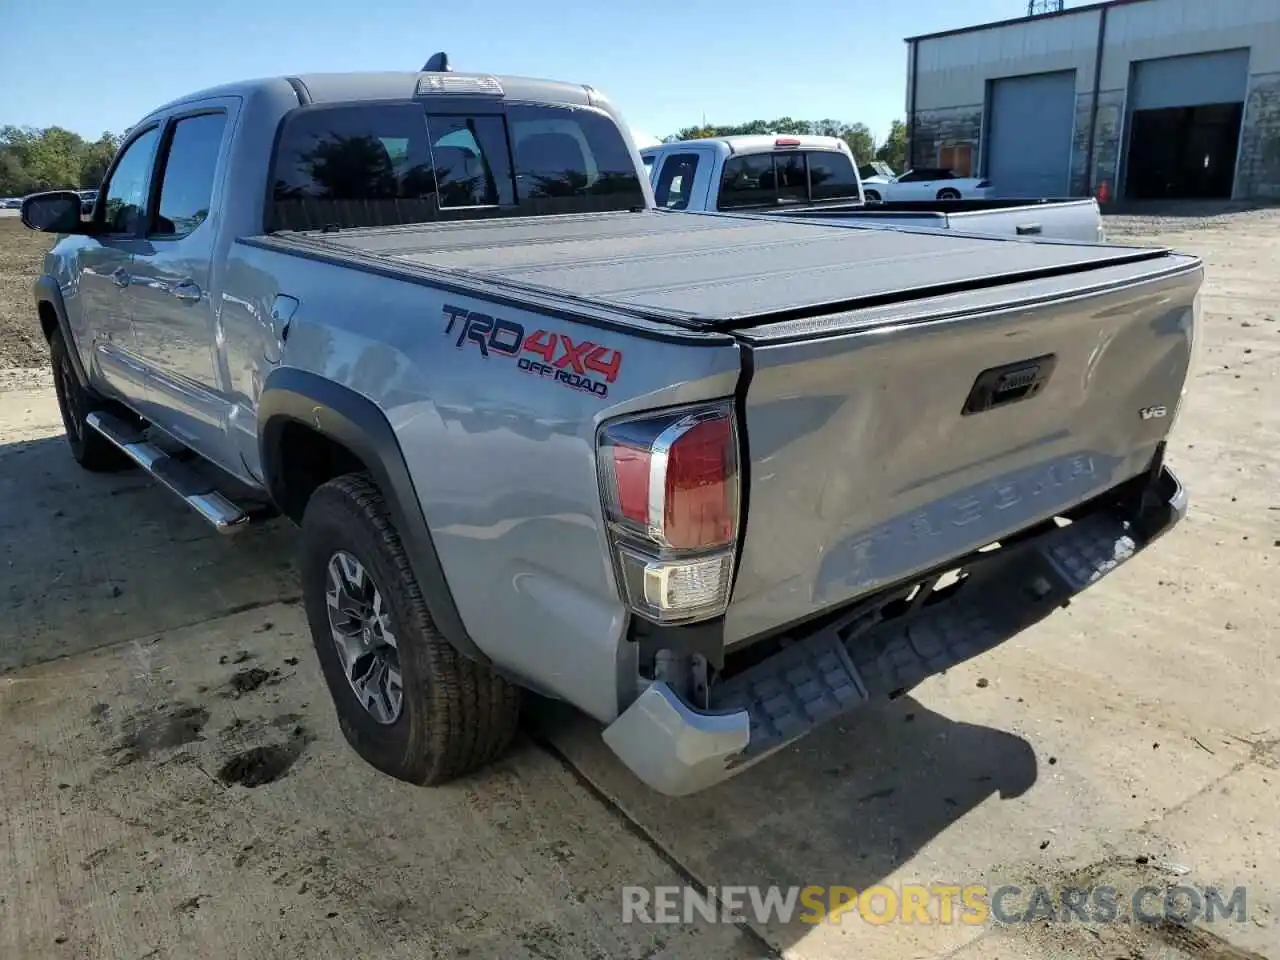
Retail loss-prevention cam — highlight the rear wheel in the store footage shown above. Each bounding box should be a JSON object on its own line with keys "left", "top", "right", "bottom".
{"left": 49, "top": 330, "right": 132, "bottom": 472}
{"left": 937, "top": 188, "right": 961, "bottom": 201}
{"left": 863, "top": 189, "right": 882, "bottom": 203}
{"left": 300, "top": 473, "right": 521, "bottom": 785}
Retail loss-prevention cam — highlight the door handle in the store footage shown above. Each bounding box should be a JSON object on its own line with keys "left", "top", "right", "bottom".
{"left": 170, "top": 280, "right": 202, "bottom": 303}
{"left": 1016, "top": 222, "right": 1043, "bottom": 236}
{"left": 111, "top": 267, "right": 131, "bottom": 288}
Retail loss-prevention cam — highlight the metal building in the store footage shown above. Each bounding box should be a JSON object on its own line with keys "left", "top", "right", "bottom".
{"left": 903, "top": 0, "right": 1280, "bottom": 200}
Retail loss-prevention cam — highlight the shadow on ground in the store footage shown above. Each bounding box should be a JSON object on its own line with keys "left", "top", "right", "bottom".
{"left": 3, "top": 425, "right": 1045, "bottom": 958}
{"left": 0, "top": 433, "right": 298, "bottom": 672}
{"left": 536, "top": 691, "right": 1039, "bottom": 901}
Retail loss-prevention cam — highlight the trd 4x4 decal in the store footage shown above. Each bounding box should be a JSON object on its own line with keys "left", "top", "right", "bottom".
{"left": 442, "top": 304, "right": 622, "bottom": 399}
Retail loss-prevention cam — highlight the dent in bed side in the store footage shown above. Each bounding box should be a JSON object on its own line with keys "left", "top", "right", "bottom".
{"left": 256, "top": 366, "right": 490, "bottom": 667}
{"left": 234, "top": 236, "right": 746, "bottom": 724}
{"left": 389, "top": 294, "right": 745, "bottom": 724}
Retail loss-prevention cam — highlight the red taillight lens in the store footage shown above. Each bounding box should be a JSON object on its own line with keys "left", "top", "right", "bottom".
{"left": 661, "top": 416, "right": 736, "bottom": 549}
{"left": 598, "top": 402, "right": 741, "bottom": 623}
{"left": 775, "top": 137, "right": 801, "bottom": 147}
{"left": 610, "top": 443, "right": 651, "bottom": 526}
{"left": 599, "top": 403, "right": 740, "bottom": 550}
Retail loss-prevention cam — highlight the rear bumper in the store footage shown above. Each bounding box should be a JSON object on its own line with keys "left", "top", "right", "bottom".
{"left": 602, "top": 464, "right": 1186, "bottom": 796}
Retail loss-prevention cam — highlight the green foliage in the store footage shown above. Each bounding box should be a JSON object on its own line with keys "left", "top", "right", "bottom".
{"left": 874, "top": 119, "right": 908, "bottom": 172}
{"left": 664, "top": 117, "right": 901, "bottom": 165}
{"left": 1, "top": 116, "right": 908, "bottom": 198}
{"left": 0, "top": 126, "right": 122, "bottom": 196}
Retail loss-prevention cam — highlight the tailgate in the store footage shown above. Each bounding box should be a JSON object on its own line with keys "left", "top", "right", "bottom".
{"left": 724, "top": 252, "right": 1202, "bottom": 645}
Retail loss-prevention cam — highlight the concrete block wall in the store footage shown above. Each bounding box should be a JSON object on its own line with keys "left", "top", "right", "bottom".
{"left": 908, "top": 107, "right": 983, "bottom": 171}
{"left": 1237, "top": 73, "right": 1280, "bottom": 199}
{"left": 1069, "top": 90, "right": 1126, "bottom": 196}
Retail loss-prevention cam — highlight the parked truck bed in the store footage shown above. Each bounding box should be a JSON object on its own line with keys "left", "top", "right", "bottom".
{"left": 253, "top": 207, "right": 1200, "bottom": 654}
{"left": 639, "top": 137, "right": 1106, "bottom": 242}
{"left": 254, "top": 210, "right": 1161, "bottom": 328}
{"left": 762, "top": 197, "right": 1104, "bottom": 241}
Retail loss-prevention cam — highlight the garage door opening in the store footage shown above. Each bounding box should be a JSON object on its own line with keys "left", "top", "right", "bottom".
{"left": 1124, "top": 102, "right": 1243, "bottom": 200}
{"left": 984, "top": 70, "right": 1077, "bottom": 198}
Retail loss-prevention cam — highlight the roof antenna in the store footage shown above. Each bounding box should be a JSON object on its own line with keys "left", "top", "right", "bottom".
{"left": 422, "top": 52, "right": 451, "bottom": 72}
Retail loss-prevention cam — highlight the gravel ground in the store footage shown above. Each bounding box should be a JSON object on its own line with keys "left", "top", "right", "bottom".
{"left": 0, "top": 203, "right": 1277, "bottom": 960}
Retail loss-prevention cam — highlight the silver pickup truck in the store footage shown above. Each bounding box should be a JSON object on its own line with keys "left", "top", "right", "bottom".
{"left": 22, "top": 62, "right": 1197, "bottom": 796}
{"left": 640, "top": 135, "right": 1106, "bottom": 242}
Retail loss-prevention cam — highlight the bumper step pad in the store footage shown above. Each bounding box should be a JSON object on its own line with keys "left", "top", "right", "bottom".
{"left": 712, "top": 507, "right": 1170, "bottom": 766}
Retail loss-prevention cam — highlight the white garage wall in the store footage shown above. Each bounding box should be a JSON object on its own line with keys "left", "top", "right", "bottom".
{"left": 908, "top": 0, "right": 1280, "bottom": 198}
{"left": 914, "top": 10, "right": 1102, "bottom": 110}
{"left": 912, "top": 0, "right": 1280, "bottom": 111}
{"left": 1101, "top": 0, "right": 1280, "bottom": 85}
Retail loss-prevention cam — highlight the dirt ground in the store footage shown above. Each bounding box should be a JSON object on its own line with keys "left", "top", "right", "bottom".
{"left": 0, "top": 217, "right": 54, "bottom": 368}
{"left": 0, "top": 206, "right": 1278, "bottom": 960}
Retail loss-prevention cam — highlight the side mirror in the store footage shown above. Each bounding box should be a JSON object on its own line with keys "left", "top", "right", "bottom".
{"left": 21, "top": 191, "right": 89, "bottom": 234}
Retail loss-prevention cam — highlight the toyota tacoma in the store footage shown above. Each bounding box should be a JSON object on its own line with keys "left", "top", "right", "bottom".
{"left": 22, "top": 60, "right": 1198, "bottom": 796}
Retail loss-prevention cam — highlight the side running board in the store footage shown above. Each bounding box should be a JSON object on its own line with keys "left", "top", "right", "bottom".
{"left": 85, "top": 411, "right": 251, "bottom": 534}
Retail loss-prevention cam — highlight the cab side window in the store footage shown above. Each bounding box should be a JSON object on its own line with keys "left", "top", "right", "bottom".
{"left": 152, "top": 113, "right": 228, "bottom": 238}
{"left": 101, "top": 127, "right": 161, "bottom": 235}
{"left": 654, "top": 153, "right": 699, "bottom": 209}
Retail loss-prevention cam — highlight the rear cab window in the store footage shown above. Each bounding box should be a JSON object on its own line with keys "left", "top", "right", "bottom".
{"left": 268, "top": 100, "right": 645, "bottom": 231}
{"left": 718, "top": 149, "right": 860, "bottom": 209}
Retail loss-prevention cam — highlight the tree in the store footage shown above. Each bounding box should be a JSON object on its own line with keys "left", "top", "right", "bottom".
{"left": 662, "top": 117, "right": 901, "bottom": 166}
{"left": 875, "top": 119, "right": 908, "bottom": 173}
{"left": 0, "top": 125, "right": 125, "bottom": 196}
{"left": 81, "top": 133, "right": 122, "bottom": 188}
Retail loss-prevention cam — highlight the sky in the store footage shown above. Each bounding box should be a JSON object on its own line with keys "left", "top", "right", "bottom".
{"left": 1, "top": 0, "right": 1080, "bottom": 145}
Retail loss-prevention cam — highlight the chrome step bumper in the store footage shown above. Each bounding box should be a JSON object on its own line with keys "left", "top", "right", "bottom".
{"left": 603, "top": 465, "right": 1187, "bottom": 796}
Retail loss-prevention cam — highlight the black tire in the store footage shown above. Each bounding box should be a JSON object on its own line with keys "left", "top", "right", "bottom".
{"left": 49, "top": 329, "right": 132, "bottom": 472}
{"left": 863, "top": 189, "right": 881, "bottom": 203}
{"left": 937, "top": 188, "right": 961, "bottom": 201}
{"left": 300, "top": 473, "right": 521, "bottom": 785}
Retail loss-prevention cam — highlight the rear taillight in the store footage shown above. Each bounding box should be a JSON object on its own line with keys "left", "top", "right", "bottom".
{"left": 598, "top": 402, "right": 740, "bottom": 623}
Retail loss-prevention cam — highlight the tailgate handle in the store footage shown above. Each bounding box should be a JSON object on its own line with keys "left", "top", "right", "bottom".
{"left": 962, "top": 354, "right": 1057, "bottom": 415}
{"left": 1016, "top": 222, "right": 1043, "bottom": 236}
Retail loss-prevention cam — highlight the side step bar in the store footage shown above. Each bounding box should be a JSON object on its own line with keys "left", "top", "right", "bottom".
{"left": 85, "top": 411, "right": 251, "bottom": 534}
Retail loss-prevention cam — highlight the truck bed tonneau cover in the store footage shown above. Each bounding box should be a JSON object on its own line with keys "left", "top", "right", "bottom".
{"left": 263, "top": 211, "right": 1169, "bottom": 327}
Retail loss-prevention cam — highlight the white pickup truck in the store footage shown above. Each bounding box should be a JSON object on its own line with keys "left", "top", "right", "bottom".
{"left": 641, "top": 135, "right": 1106, "bottom": 243}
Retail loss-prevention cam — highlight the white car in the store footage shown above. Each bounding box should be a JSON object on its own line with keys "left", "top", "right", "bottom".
{"left": 860, "top": 167, "right": 994, "bottom": 203}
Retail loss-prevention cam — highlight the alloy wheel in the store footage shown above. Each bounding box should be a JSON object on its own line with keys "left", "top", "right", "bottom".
{"left": 325, "top": 550, "right": 404, "bottom": 725}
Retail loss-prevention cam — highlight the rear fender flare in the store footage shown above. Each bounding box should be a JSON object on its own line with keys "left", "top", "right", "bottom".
{"left": 257, "top": 367, "right": 489, "bottom": 666}
{"left": 34, "top": 275, "right": 90, "bottom": 388}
